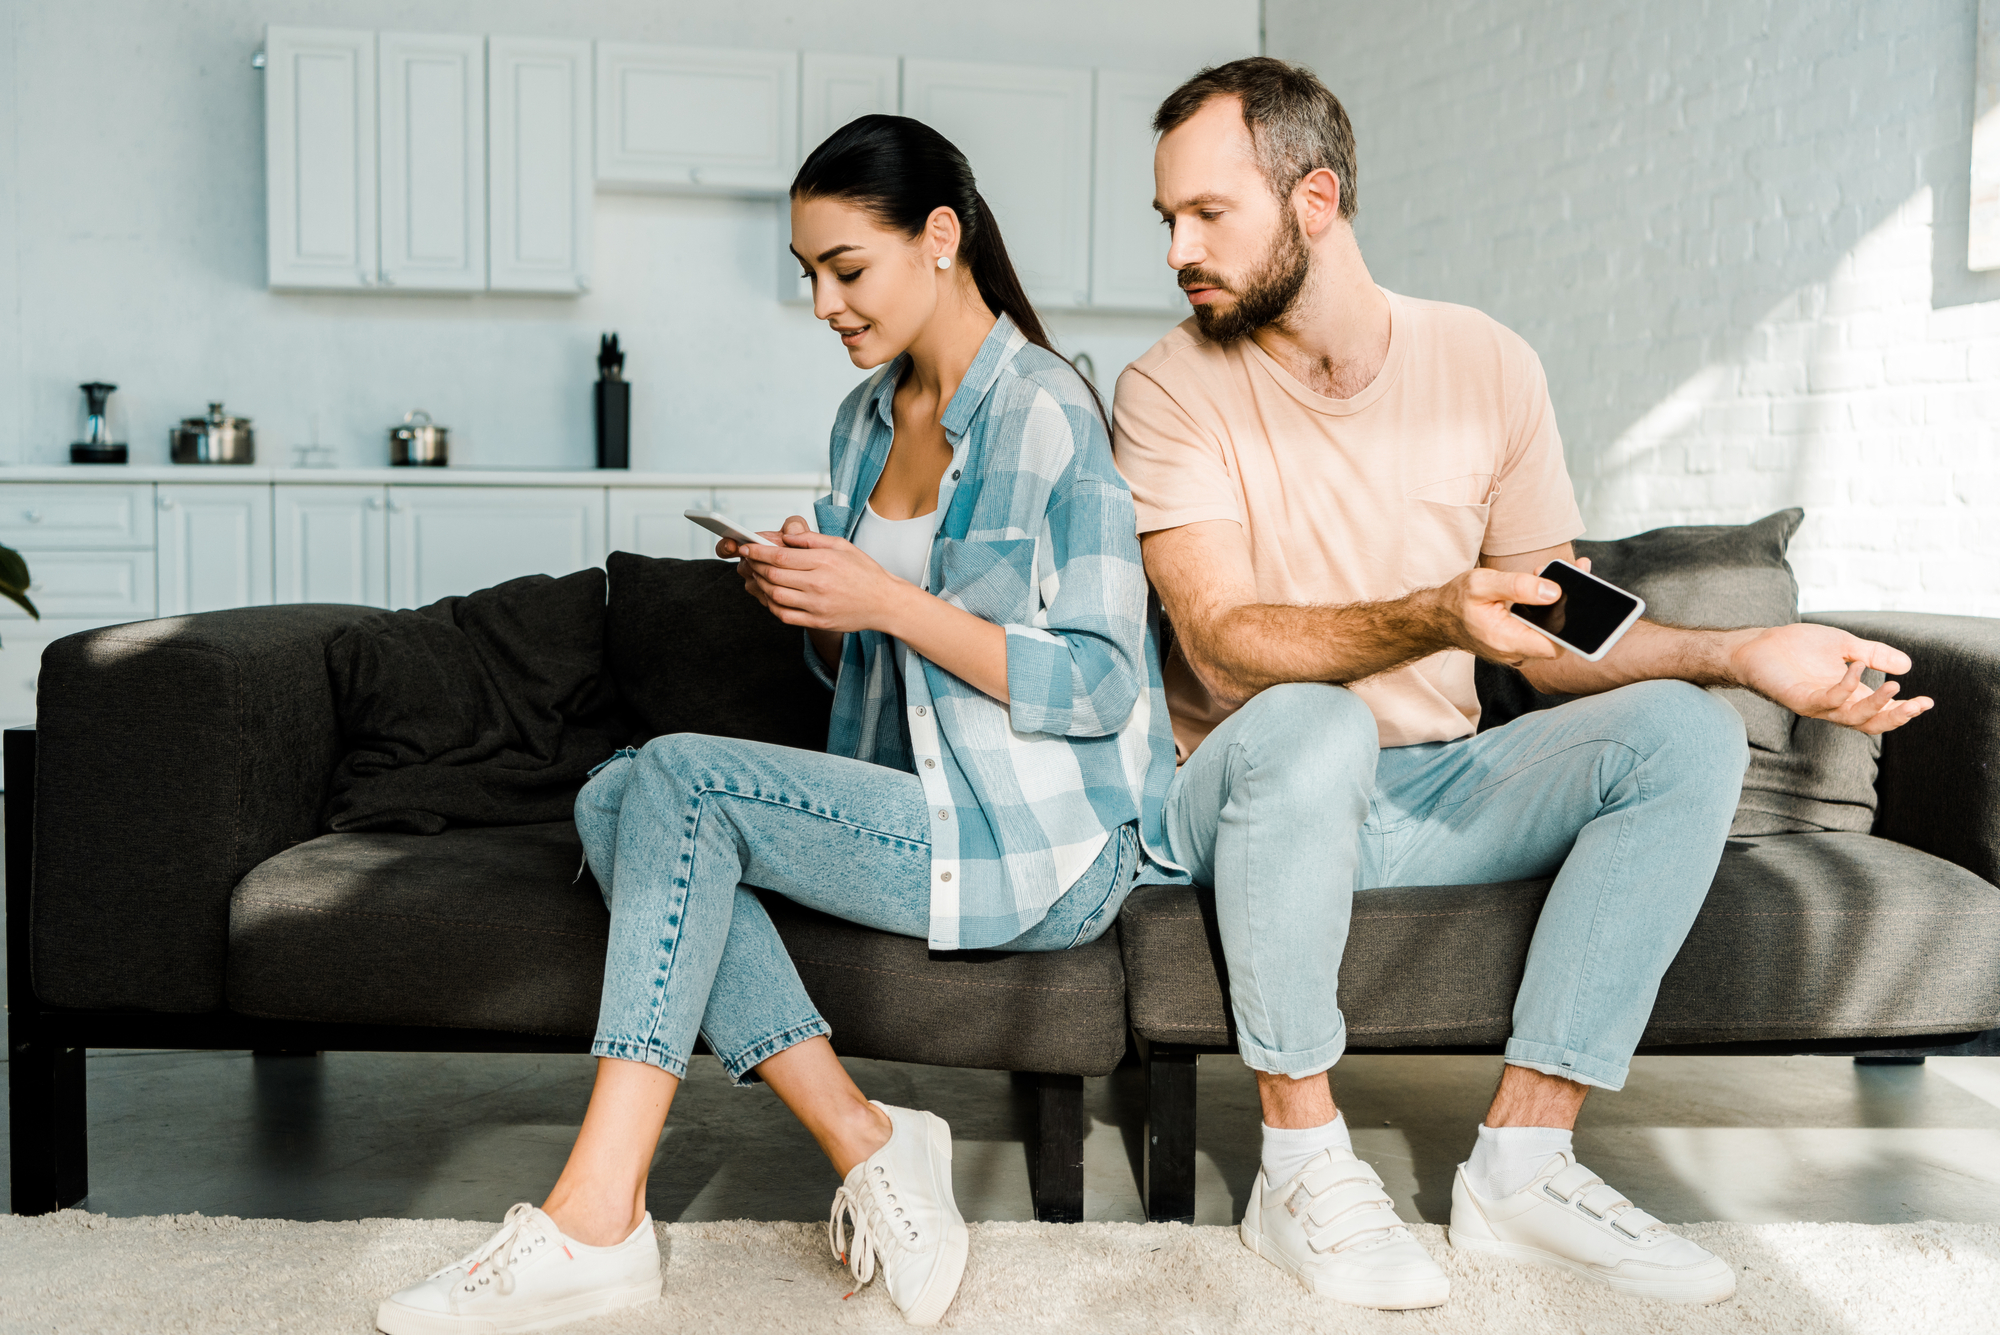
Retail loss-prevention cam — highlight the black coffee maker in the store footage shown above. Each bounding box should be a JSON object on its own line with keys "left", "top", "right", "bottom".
{"left": 72, "top": 382, "right": 127, "bottom": 464}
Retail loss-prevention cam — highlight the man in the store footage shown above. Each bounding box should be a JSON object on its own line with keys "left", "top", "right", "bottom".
{"left": 1112, "top": 57, "right": 1932, "bottom": 1311}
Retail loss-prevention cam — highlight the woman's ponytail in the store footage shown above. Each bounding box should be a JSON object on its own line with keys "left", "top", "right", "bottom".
{"left": 791, "top": 117, "right": 1107, "bottom": 427}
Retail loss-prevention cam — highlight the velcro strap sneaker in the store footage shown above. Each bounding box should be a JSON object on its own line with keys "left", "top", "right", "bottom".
{"left": 1240, "top": 1147, "right": 1449, "bottom": 1310}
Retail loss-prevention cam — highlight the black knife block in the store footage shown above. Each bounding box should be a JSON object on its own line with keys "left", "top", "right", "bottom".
{"left": 595, "top": 380, "right": 630, "bottom": 470}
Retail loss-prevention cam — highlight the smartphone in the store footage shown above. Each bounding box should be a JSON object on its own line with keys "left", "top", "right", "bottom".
{"left": 1507, "top": 559, "right": 1646, "bottom": 661}
{"left": 685, "top": 509, "right": 768, "bottom": 551}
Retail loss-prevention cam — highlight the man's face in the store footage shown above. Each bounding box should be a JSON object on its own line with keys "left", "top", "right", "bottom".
{"left": 1154, "top": 96, "right": 1311, "bottom": 344}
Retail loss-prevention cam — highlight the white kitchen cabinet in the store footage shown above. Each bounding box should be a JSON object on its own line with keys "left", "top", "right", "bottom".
{"left": 156, "top": 485, "right": 275, "bottom": 617}
{"left": 378, "top": 32, "right": 487, "bottom": 292}
{"left": 1091, "top": 70, "right": 1185, "bottom": 312}
{"left": 596, "top": 43, "right": 800, "bottom": 194}
{"left": 387, "top": 486, "right": 606, "bottom": 609}
{"left": 0, "top": 483, "right": 154, "bottom": 551}
{"left": 275, "top": 485, "right": 389, "bottom": 608}
{"left": 901, "top": 61, "right": 1094, "bottom": 309}
{"left": 0, "top": 550, "right": 155, "bottom": 623}
{"left": 609, "top": 488, "right": 718, "bottom": 560}
{"left": 489, "top": 36, "right": 594, "bottom": 294}
{"left": 265, "top": 27, "right": 378, "bottom": 291}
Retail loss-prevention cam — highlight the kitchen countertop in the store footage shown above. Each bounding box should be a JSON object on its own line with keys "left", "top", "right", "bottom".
{"left": 1, "top": 465, "right": 828, "bottom": 488}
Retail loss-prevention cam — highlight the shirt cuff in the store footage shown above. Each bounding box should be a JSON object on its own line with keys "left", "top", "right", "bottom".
{"left": 803, "top": 628, "right": 838, "bottom": 690}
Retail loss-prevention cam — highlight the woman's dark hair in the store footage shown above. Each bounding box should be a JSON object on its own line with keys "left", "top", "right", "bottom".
{"left": 791, "top": 114, "right": 1107, "bottom": 426}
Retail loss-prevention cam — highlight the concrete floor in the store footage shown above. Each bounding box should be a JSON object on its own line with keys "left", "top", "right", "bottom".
{"left": 7, "top": 809, "right": 2000, "bottom": 1228}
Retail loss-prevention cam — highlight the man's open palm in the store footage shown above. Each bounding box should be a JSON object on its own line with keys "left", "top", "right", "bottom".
{"left": 1731, "top": 623, "right": 1933, "bottom": 735}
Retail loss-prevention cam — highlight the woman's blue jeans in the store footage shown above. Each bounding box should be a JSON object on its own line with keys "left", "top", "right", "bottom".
{"left": 1160, "top": 678, "right": 1750, "bottom": 1090}
{"left": 577, "top": 733, "right": 1136, "bottom": 1083}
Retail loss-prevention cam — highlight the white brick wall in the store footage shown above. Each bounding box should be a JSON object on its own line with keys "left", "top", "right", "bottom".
{"left": 1268, "top": 0, "right": 2000, "bottom": 616}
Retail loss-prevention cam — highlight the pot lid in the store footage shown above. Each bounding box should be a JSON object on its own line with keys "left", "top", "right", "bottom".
{"left": 181, "top": 401, "right": 249, "bottom": 428}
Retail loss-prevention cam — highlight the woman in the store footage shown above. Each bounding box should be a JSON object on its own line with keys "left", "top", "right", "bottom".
{"left": 375, "top": 115, "right": 1182, "bottom": 1334}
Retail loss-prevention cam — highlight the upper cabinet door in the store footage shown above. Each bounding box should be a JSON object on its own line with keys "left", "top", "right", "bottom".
{"left": 489, "top": 36, "right": 594, "bottom": 295}
{"left": 378, "top": 32, "right": 486, "bottom": 292}
{"left": 265, "top": 27, "right": 378, "bottom": 291}
{"left": 801, "top": 53, "right": 899, "bottom": 150}
{"left": 596, "top": 43, "right": 800, "bottom": 194}
{"left": 902, "top": 61, "right": 1093, "bottom": 309}
{"left": 1092, "top": 70, "right": 1185, "bottom": 312}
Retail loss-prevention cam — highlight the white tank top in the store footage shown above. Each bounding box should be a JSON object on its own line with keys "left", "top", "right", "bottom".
{"left": 852, "top": 500, "right": 944, "bottom": 675}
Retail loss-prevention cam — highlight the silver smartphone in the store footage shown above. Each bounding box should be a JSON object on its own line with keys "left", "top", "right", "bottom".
{"left": 1507, "top": 559, "right": 1646, "bottom": 661}
{"left": 684, "top": 508, "right": 767, "bottom": 550}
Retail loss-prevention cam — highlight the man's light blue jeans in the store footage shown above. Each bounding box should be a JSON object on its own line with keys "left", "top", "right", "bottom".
{"left": 1161, "top": 679, "right": 1749, "bottom": 1090}
{"left": 576, "top": 733, "right": 1135, "bottom": 1083}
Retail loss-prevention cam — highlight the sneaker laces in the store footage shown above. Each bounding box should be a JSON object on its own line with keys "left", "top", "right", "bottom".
{"left": 828, "top": 1161, "right": 923, "bottom": 1288}
{"left": 435, "top": 1203, "right": 550, "bottom": 1298}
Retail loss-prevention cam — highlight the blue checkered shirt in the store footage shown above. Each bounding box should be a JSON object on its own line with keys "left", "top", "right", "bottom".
{"left": 808, "top": 315, "right": 1187, "bottom": 950}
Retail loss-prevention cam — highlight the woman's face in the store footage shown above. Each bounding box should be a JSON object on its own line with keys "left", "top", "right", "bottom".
{"left": 790, "top": 196, "right": 949, "bottom": 369}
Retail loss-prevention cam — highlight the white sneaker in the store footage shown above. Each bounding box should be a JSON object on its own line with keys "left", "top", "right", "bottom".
{"left": 1239, "top": 1147, "right": 1450, "bottom": 1309}
{"left": 376, "top": 1203, "right": 662, "bottom": 1334}
{"left": 828, "top": 1102, "right": 969, "bottom": 1325}
{"left": 1449, "top": 1152, "right": 1736, "bottom": 1303}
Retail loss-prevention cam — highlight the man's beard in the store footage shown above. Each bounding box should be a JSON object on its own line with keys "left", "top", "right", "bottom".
{"left": 1181, "top": 213, "right": 1312, "bottom": 345}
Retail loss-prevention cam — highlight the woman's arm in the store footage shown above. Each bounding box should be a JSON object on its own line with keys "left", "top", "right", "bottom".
{"left": 729, "top": 519, "right": 1012, "bottom": 703}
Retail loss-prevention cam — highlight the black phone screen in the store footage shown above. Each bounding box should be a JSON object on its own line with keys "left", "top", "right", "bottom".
{"left": 1511, "top": 561, "right": 1641, "bottom": 656}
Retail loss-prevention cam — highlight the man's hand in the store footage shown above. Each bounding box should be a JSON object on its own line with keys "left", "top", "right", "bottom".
{"left": 1430, "top": 567, "right": 1569, "bottom": 667}
{"left": 1727, "top": 623, "right": 1933, "bottom": 735}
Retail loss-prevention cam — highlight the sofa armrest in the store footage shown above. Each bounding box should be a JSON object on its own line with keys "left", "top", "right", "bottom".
{"left": 1808, "top": 611, "right": 2000, "bottom": 887}
{"left": 31, "top": 605, "right": 377, "bottom": 1013}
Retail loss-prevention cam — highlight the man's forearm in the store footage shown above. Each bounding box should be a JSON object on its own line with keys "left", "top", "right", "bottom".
{"left": 1185, "top": 590, "right": 1454, "bottom": 706}
{"left": 1519, "top": 621, "right": 1758, "bottom": 696}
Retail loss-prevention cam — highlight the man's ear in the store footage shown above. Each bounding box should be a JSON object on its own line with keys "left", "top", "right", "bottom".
{"left": 1294, "top": 167, "right": 1342, "bottom": 239}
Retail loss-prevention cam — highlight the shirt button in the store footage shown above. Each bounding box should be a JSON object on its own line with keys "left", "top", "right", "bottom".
{"left": 924, "top": 758, "right": 936, "bottom": 768}
{"left": 951, "top": 469, "right": 961, "bottom": 480}
{"left": 937, "top": 809, "right": 950, "bottom": 821}
{"left": 940, "top": 871, "right": 952, "bottom": 882}
{"left": 915, "top": 706, "right": 927, "bottom": 717}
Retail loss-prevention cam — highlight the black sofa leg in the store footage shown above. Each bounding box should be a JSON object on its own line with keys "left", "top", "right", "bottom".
{"left": 9, "top": 1035, "right": 88, "bottom": 1215}
{"left": 1855, "top": 1055, "right": 1926, "bottom": 1065}
{"left": 1141, "top": 1041, "right": 1197, "bottom": 1224}
{"left": 1028, "top": 1072, "right": 1085, "bottom": 1223}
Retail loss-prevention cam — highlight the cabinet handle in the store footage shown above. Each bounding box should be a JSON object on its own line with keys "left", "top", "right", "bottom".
{"left": 389, "top": 501, "right": 408, "bottom": 514}
{"left": 367, "top": 496, "right": 385, "bottom": 510}
{"left": 688, "top": 167, "right": 703, "bottom": 184}
{"left": 360, "top": 271, "right": 375, "bottom": 286}
{"left": 23, "top": 507, "right": 42, "bottom": 522}
{"left": 576, "top": 275, "right": 591, "bottom": 292}
{"left": 379, "top": 273, "right": 395, "bottom": 287}
{"left": 159, "top": 496, "right": 176, "bottom": 511}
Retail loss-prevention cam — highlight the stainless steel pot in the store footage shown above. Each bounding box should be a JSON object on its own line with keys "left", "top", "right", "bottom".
{"left": 170, "top": 402, "right": 255, "bottom": 464}
{"left": 390, "top": 409, "right": 448, "bottom": 466}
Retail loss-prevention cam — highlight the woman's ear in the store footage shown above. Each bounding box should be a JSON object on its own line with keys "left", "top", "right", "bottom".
{"left": 924, "top": 206, "right": 963, "bottom": 269}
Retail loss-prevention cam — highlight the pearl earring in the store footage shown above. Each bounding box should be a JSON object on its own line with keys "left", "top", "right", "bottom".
{"left": 936, "top": 255, "right": 952, "bottom": 270}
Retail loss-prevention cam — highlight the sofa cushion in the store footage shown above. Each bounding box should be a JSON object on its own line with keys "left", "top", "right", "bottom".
{"left": 323, "top": 570, "right": 628, "bottom": 835}
{"left": 1475, "top": 508, "right": 1881, "bottom": 837}
{"left": 227, "top": 821, "right": 1128, "bottom": 1075}
{"left": 1118, "top": 833, "right": 2000, "bottom": 1049}
{"left": 605, "top": 552, "right": 832, "bottom": 752}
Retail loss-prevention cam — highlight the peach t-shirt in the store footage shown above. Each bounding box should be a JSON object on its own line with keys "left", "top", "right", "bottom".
{"left": 1112, "top": 288, "right": 1585, "bottom": 755}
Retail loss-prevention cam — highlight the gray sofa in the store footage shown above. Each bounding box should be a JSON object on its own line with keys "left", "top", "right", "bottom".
{"left": 8, "top": 569, "right": 1999, "bottom": 1222}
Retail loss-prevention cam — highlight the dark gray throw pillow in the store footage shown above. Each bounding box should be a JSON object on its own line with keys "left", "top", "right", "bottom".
{"left": 604, "top": 552, "right": 832, "bottom": 753}
{"left": 1474, "top": 507, "right": 1880, "bottom": 837}
{"left": 323, "top": 569, "right": 629, "bottom": 835}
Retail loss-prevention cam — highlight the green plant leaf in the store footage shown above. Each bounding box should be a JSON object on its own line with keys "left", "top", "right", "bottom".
{"left": 0, "top": 543, "right": 39, "bottom": 621}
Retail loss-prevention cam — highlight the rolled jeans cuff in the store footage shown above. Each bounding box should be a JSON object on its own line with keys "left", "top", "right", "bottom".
{"left": 1503, "top": 1038, "right": 1627, "bottom": 1091}
{"left": 1236, "top": 1017, "right": 1347, "bottom": 1080}
{"left": 717, "top": 1017, "right": 832, "bottom": 1087}
{"left": 590, "top": 1036, "right": 690, "bottom": 1080}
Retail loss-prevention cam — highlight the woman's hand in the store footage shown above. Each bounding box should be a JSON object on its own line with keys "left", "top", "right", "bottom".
{"left": 733, "top": 516, "right": 917, "bottom": 634}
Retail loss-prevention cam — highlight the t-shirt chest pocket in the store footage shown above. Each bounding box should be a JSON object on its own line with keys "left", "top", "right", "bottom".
{"left": 1405, "top": 472, "right": 1499, "bottom": 564}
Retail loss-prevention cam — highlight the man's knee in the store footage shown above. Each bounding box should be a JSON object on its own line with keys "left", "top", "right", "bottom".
{"left": 638, "top": 731, "right": 726, "bottom": 785}
{"left": 1231, "top": 682, "right": 1379, "bottom": 782}
{"left": 1620, "top": 679, "right": 1750, "bottom": 779}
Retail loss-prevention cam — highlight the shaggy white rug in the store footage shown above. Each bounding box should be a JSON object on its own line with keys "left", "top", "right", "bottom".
{"left": 2, "top": 1211, "right": 1996, "bottom": 1334}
